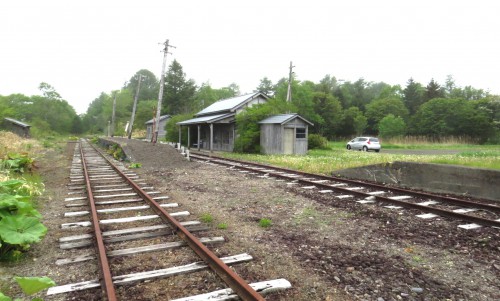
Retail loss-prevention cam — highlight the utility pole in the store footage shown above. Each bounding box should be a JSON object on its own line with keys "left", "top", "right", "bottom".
{"left": 153, "top": 39, "right": 176, "bottom": 144}
{"left": 111, "top": 93, "right": 116, "bottom": 137}
{"left": 128, "top": 74, "right": 146, "bottom": 139}
{"left": 286, "top": 61, "right": 295, "bottom": 103}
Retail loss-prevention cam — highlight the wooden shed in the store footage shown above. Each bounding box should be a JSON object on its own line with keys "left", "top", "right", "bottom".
{"left": 259, "top": 114, "right": 313, "bottom": 155}
{"left": 177, "top": 92, "right": 269, "bottom": 152}
{"left": 2, "top": 117, "right": 31, "bottom": 138}
{"left": 145, "top": 115, "right": 170, "bottom": 140}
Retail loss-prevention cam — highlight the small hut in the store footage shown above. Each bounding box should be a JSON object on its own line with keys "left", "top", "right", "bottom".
{"left": 145, "top": 115, "right": 171, "bottom": 140}
{"left": 2, "top": 118, "right": 31, "bottom": 138}
{"left": 259, "top": 114, "right": 313, "bottom": 155}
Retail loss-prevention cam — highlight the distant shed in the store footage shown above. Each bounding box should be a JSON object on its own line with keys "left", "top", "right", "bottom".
{"left": 259, "top": 114, "right": 313, "bottom": 155}
{"left": 2, "top": 118, "right": 31, "bottom": 138}
{"left": 145, "top": 115, "right": 171, "bottom": 140}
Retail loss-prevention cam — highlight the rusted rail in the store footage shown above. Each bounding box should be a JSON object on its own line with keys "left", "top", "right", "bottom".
{"left": 80, "top": 142, "right": 117, "bottom": 301}
{"left": 89, "top": 142, "right": 265, "bottom": 301}
{"left": 191, "top": 152, "right": 500, "bottom": 213}
{"left": 190, "top": 152, "right": 500, "bottom": 229}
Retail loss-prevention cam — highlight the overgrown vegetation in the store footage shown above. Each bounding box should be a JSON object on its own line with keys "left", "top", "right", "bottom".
{"left": 222, "top": 141, "right": 500, "bottom": 172}
{"left": 1, "top": 276, "right": 55, "bottom": 300}
{"left": 0, "top": 142, "right": 46, "bottom": 262}
{"left": 106, "top": 144, "right": 125, "bottom": 161}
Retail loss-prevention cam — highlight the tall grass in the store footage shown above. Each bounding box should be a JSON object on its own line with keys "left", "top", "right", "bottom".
{"left": 0, "top": 131, "right": 42, "bottom": 158}
{"left": 222, "top": 144, "right": 500, "bottom": 173}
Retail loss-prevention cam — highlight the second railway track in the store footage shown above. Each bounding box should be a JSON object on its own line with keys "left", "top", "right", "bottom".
{"left": 47, "top": 140, "right": 291, "bottom": 300}
{"left": 189, "top": 151, "right": 500, "bottom": 231}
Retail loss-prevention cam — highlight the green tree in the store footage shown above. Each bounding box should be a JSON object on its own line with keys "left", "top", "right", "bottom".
{"left": 163, "top": 59, "right": 197, "bottom": 115}
{"left": 255, "top": 77, "right": 274, "bottom": 95}
{"left": 424, "top": 78, "right": 444, "bottom": 101}
{"left": 410, "top": 98, "right": 494, "bottom": 142}
{"left": 38, "top": 82, "right": 62, "bottom": 100}
{"left": 124, "top": 69, "right": 159, "bottom": 101}
{"left": 403, "top": 78, "right": 425, "bottom": 115}
{"left": 378, "top": 114, "right": 406, "bottom": 138}
{"left": 336, "top": 79, "right": 370, "bottom": 110}
{"left": 338, "top": 107, "right": 367, "bottom": 137}
{"left": 315, "top": 74, "right": 340, "bottom": 96}
{"left": 311, "top": 92, "right": 342, "bottom": 139}
{"left": 365, "top": 97, "right": 408, "bottom": 134}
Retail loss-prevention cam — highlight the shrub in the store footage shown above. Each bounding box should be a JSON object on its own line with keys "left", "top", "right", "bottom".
{"left": 308, "top": 134, "right": 329, "bottom": 149}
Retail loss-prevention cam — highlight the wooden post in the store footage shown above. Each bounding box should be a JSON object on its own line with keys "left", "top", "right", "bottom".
{"left": 209, "top": 123, "right": 214, "bottom": 153}
{"left": 197, "top": 125, "right": 201, "bottom": 151}
{"left": 187, "top": 126, "right": 191, "bottom": 149}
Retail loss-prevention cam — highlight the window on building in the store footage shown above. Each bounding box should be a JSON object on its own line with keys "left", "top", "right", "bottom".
{"left": 222, "top": 130, "right": 230, "bottom": 144}
{"left": 296, "top": 128, "right": 306, "bottom": 139}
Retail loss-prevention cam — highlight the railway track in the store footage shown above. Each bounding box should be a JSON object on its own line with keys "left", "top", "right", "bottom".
{"left": 47, "top": 140, "right": 290, "bottom": 300}
{"left": 189, "top": 152, "right": 500, "bottom": 231}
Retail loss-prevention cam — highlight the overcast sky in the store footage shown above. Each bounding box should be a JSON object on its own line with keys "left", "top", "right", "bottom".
{"left": 1, "top": 1, "right": 499, "bottom": 114}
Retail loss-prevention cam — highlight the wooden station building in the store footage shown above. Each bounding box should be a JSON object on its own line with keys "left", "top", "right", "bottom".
{"left": 177, "top": 92, "right": 313, "bottom": 155}
{"left": 177, "top": 92, "right": 269, "bottom": 152}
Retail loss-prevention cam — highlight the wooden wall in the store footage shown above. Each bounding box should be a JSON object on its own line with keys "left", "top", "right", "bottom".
{"left": 260, "top": 117, "right": 309, "bottom": 155}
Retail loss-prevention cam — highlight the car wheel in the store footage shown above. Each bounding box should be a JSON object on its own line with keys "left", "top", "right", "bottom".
{"left": 363, "top": 146, "right": 368, "bottom": 152}
{"left": 347, "top": 145, "right": 351, "bottom": 150}
{"left": 375, "top": 149, "right": 380, "bottom": 153}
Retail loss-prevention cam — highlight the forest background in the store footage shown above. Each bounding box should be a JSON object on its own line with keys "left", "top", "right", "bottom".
{"left": 1, "top": 59, "right": 498, "bottom": 146}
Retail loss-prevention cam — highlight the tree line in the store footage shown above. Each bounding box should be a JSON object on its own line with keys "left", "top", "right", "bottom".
{"left": 0, "top": 83, "right": 81, "bottom": 137}
{"left": 1, "top": 60, "right": 498, "bottom": 144}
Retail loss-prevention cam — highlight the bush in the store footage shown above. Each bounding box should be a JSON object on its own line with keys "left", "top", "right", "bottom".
{"left": 308, "top": 134, "right": 329, "bottom": 149}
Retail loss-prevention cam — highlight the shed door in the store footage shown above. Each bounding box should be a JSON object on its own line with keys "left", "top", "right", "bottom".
{"left": 284, "top": 128, "right": 294, "bottom": 154}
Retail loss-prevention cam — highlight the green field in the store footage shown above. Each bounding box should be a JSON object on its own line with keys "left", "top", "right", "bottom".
{"left": 220, "top": 142, "right": 500, "bottom": 174}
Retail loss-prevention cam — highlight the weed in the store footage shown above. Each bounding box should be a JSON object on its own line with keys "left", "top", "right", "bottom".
{"left": 258, "top": 218, "right": 272, "bottom": 228}
{"left": 128, "top": 162, "right": 142, "bottom": 169}
{"left": 217, "top": 222, "right": 228, "bottom": 229}
{"left": 1, "top": 153, "right": 36, "bottom": 173}
{"left": 412, "top": 255, "right": 424, "bottom": 263}
{"left": 200, "top": 213, "right": 213, "bottom": 223}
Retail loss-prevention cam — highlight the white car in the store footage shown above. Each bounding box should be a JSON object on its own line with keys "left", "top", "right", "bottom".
{"left": 346, "top": 137, "right": 381, "bottom": 152}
